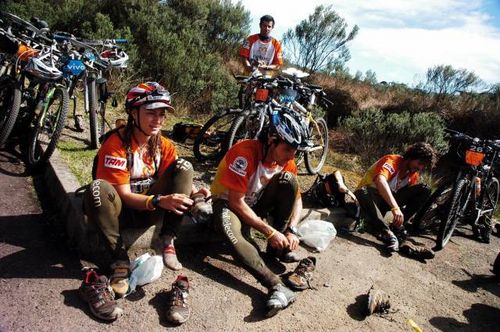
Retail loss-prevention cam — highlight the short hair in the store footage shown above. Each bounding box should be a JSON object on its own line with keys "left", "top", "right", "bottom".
{"left": 260, "top": 15, "right": 275, "bottom": 27}
{"left": 403, "top": 142, "right": 437, "bottom": 168}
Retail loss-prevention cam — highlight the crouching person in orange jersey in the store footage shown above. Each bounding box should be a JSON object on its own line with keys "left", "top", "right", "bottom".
{"left": 211, "top": 112, "right": 308, "bottom": 317}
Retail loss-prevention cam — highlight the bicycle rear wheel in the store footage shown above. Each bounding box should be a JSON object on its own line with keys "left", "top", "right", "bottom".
{"left": 0, "top": 78, "right": 21, "bottom": 146}
{"left": 436, "top": 177, "right": 469, "bottom": 250}
{"left": 474, "top": 177, "right": 499, "bottom": 243}
{"left": 305, "top": 117, "right": 328, "bottom": 175}
{"left": 193, "top": 109, "right": 241, "bottom": 162}
{"left": 27, "top": 86, "right": 69, "bottom": 168}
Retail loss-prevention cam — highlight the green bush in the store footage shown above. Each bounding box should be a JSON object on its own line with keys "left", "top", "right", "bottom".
{"left": 340, "top": 108, "right": 447, "bottom": 167}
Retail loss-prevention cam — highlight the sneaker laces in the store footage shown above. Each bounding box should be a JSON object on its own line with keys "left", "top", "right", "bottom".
{"left": 169, "top": 277, "right": 189, "bottom": 307}
{"left": 85, "top": 273, "right": 115, "bottom": 306}
{"left": 294, "top": 258, "right": 316, "bottom": 290}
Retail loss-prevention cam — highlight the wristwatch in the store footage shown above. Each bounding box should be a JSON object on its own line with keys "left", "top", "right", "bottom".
{"left": 152, "top": 194, "right": 161, "bottom": 209}
{"left": 286, "top": 226, "right": 299, "bottom": 236}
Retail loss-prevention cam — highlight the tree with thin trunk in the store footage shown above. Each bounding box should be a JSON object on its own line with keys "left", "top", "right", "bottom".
{"left": 282, "top": 5, "right": 359, "bottom": 73}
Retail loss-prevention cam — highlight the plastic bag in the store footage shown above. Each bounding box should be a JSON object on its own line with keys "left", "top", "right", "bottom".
{"left": 127, "top": 253, "right": 163, "bottom": 295}
{"left": 297, "top": 219, "right": 337, "bottom": 252}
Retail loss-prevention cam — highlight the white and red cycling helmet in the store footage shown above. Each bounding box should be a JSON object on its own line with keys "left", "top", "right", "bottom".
{"left": 125, "top": 82, "right": 174, "bottom": 112}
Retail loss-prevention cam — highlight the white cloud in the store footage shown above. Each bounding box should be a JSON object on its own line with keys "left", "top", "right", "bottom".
{"left": 236, "top": 0, "right": 500, "bottom": 85}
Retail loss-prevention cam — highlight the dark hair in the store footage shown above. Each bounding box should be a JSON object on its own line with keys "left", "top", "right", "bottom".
{"left": 403, "top": 142, "right": 436, "bottom": 168}
{"left": 260, "top": 15, "right": 275, "bottom": 27}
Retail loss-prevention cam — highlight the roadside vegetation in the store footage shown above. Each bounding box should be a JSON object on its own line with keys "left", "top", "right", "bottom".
{"left": 5, "top": 0, "right": 499, "bottom": 192}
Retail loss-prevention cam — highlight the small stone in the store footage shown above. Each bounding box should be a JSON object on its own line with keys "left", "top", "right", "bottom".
{"left": 323, "top": 283, "right": 331, "bottom": 288}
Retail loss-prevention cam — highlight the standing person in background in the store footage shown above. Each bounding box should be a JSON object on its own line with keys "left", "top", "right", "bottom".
{"left": 240, "top": 14, "right": 283, "bottom": 72}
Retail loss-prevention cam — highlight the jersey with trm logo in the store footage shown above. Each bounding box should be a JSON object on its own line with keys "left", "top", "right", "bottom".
{"left": 211, "top": 139, "right": 297, "bottom": 206}
{"left": 356, "top": 154, "right": 419, "bottom": 192}
{"left": 95, "top": 131, "right": 177, "bottom": 186}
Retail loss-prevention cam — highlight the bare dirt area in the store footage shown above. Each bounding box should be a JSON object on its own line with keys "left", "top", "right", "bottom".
{"left": 0, "top": 132, "right": 499, "bottom": 331}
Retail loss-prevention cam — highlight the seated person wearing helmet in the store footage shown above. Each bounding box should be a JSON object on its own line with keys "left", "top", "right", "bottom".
{"left": 240, "top": 14, "right": 283, "bottom": 72}
{"left": 354, "top": 142, "right": 436, "bottom": 252}
{"left": 83, "top": 82, "right": 210, "bottom": 298}
{"left": 211, "top": 112, "right": 306, "bottom": 317}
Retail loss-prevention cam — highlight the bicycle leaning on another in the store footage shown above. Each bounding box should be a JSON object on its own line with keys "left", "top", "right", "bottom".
{"left": 411, "top": 128, "right": 500, "bottom": 250}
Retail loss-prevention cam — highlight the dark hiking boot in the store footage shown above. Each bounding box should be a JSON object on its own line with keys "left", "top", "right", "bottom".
{"left": 400, "top": 240, "right": 435, "bottom": 260}
{"left": 285, "top": 256, "right": 317, "bottom": 291}
{"left": 266, "top": 283, "right": 296, "bottom": 317}
{"left": 79, "top": 269, "right": 123, "bottom": 321}
{"left": 166, "top": 275, "right": 190, "bottom": 325}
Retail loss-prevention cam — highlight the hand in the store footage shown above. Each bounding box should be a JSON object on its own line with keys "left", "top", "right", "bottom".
{"left": 285, "top": 232, "right": 300, "bottom": 251}
{"left": 391, "top": 208, "right": 404, "bottom": 228}
{"left": 160, "top": 193, "right": 193, "bottom": 215}
{"left": 268, "top": 231, "right": 289, "bottom": 251}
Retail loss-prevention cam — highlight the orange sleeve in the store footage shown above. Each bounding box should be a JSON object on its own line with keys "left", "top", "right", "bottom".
{"left": 283, "top": 160, "right": 298, "bottom": 175}
{"left": 409, "top": 173, "right": 419, "bottom": 186}
{"left": 272, "top": 38, "right": 283, "bottom": 65}
{"left": 95, "top": 134, "right": 130, "bottom": 185}
{"left": 239, "top": 35, "right": 255, "bottom": 59}
{"left": 371, "top": 155, "right": 399, "bottom": 181}
{"left": 158, "top": 136, "right": 178, "bottom": 175}
{"left": 219, "top": 142, "right": 257, "bottom": 193}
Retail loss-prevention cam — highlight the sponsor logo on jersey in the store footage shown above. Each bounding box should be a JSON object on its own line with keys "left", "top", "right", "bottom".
{"left": 229, "top": 156, "right": 248, "bottom": 176}
{"left": 382, "top": 162, "right": 395, "bottom": 174}
{"left": 104, "top": 155, "right": 127, "bottom": 170}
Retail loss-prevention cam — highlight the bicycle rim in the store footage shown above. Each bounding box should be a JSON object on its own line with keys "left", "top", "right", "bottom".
{"left": 27, "top": 86, "right": 69, "bottom": 167}
{"left": 193, "top": 109, "right": 241, "bottom": 162}
{"left": 478, "top": 177, "right": 499, "bottom": 233}
{"left": 436, "top": 178, "right": 469, "bottom": 249}
{"left": 412, "top": 184, "right": 452, "bottom": 233}
{"left": 305, "top": 117, "right": 329, "bottom": 175}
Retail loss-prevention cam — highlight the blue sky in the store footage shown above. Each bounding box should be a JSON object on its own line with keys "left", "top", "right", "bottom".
{"left": 236, "top": 0, "right": 500, "bottom": 87}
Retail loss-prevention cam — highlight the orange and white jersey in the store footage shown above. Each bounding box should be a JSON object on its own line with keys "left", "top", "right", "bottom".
{"left": 356, "top": 154, "right": 419, "bottom": 192}
{"left": 211, "top": 139, "right": 297, "bottom": 206}
{"left": 239, "top": 34, "right": 283, "bottom": 66}
{"left": 95, "top": 131, "right": 177, "bottom": 187}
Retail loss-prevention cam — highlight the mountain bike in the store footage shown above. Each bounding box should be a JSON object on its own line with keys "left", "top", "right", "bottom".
{"left": 192, "top": 107, "right": 244, "bottom": 162}
{"left": 412, "top": 129, "right": 499, "bottom": 250}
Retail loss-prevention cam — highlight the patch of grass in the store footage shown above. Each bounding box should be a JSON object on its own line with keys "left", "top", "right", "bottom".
{"left": 57, "top": 140, "right": 95, "bottom": 185}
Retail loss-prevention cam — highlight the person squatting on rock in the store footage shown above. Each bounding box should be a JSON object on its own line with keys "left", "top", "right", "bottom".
{"left": 81, "top": 82, "right": 209, "bottom": 322}
{"left": 211, "top": 111, "right": 309, "bottom": 317}
{"left": 354, "top": 142, "right": 437, "bottom": 255}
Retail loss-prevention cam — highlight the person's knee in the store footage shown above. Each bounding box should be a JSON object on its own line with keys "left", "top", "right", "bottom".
{"left": 172, "top": 158, "right": 194, "bottom": 177}
{"left": 84, "top": 179, "right": 120, "bottom": 213}
{"left": 275, "top": 171, "right": 298, "bottom": 194}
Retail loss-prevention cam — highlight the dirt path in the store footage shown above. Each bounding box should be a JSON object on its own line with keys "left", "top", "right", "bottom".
{"left": 1, "top": 133, "right": 499, "bottom": 331}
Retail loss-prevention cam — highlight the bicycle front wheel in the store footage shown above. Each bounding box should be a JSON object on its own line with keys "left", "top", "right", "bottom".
{"left": 88, "top": 78, "right": 100, "bottom": 149}
{"left": 475, "top": 177, "right": 499, "bottom": 242}
{"left": 193, "top": 109, "right": 241, "bottom": 162}
{"left": 27, "top": 86, "right": 69, "bottom": 168}
{"left": 411, "top": 183, "right": 452, "bottom": 233}
{"left": 436, "top": 177, "right": 469, "bottom": 250}
{"left": 0, "top": 78, "right": 22, "bottom": 146}
{"left": 305, "top": 117, "right": 329, "bottom": 175}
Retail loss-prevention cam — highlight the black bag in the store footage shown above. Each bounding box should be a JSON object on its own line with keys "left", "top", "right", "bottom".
{"left": 304, "top": 173, "right": 347, "bottom": 208}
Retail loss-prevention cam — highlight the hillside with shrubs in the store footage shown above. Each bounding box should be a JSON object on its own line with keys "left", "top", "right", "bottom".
{"left": 4, "top": 0, "right": 499, "bottom": 168}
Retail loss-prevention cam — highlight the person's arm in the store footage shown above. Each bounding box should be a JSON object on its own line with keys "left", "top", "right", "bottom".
{"left": 114, "top": 184, "right": 193, "bottom": 215}
{"left": 227, "top": 190, "right": 289, "bottom": 250}
{"left": 241, "top": 56, "right": 252, "bottom": 72}
{"left": 334, "top": 170, "right": 358, "bottom": 203}
{"left": 373, "top": 174, "right": 404, "bottom": 226}
{"left": 284, "top": 196, "right": 302, "bottom": 250}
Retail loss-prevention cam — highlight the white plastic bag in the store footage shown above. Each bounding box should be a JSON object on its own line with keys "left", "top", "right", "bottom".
{"left": 127, "top": 253, "right": 163, "bottom": 294}
{"left": 297, "top": 219, "right": 337, "bottom": 252}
